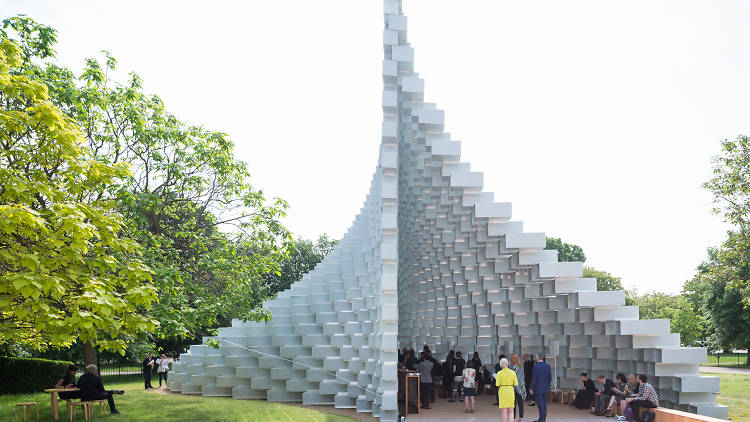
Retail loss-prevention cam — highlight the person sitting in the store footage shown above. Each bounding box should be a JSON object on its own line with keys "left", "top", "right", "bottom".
{"left": 606, "top": 373, "right": 629, "bottom": 417}
{"left": 593, "top": 375, "right": 617, "bottom": 415}
{"left": 78, "top": 364, "right": 122, "bottom": 415}
{"left": 572, "top": 373, "right": 597, "bottom": 409}
{"left": 619, "top": 373, "right": 640, "bottom": 417}
{"left": 55, "top": 365, "right": 81, "bottom": 400}
{"left": 623, "top": 374, "right": 659, "bottom": 422}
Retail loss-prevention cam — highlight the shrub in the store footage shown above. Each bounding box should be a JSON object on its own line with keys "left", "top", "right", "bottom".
{"left": 0, "top": 357, "right": 73, "bottom": 394}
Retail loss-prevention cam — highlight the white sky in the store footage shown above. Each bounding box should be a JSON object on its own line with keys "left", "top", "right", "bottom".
{"left": 3, "top": 1, "right": 748, "bottom": 294}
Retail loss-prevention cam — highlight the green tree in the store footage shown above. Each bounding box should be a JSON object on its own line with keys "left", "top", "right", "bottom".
{"left": 0, "top": 35, "right": 157, "bottom": 354}
{"left": 633, "top": 292, "right": 707, "bottom": 347}
{"left": 693, "top": 135, "right": 750, "bottom": 363}
{"left": 265, "top": 235, "right": 338, "bottom": 295}
{"left": 687, "top": 240, "right": 750, "bottom": 360}
{"left": 3, "top": 16, "right": 292, "bottom": 353}
{"left": 545, "top": 237, "right": 628, "bottom": 293}
{"left": 546, "top": 237, "right": 586, "bottom": 262}
{"left": 582, "top": 267, "right": 623, "bottom": 292}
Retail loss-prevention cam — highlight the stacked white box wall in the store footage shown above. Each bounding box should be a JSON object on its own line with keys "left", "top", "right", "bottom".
{"left": 169, "top": 1, "right": 728, "bottom": 420}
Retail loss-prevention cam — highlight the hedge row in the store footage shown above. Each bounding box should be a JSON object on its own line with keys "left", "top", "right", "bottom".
{"left": 0, "top": 357, "right": 73, "bottom": 395}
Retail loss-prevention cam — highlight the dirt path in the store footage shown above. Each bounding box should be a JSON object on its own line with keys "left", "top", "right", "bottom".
{"left": 700, "top": 366, "right": 750, "bottom": 375}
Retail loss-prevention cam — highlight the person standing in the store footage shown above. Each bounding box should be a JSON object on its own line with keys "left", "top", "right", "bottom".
{"left": 495, "top": 358, "right": 518, "bottom": 422}
{"left": 442, "top": 351, "right": 455, "bottom": 400}
{"left": 470, "top": 352, "right": 482, "bottom": 395}
{"left": 423, "top": 347, "right": 439, "bottom": 403}
{"left": 156, "top": 354, "right": 173, "bottom": 388}
{"left": 523, "top": 354, "right": 535, "bottom": 405}
{"left": 143, "top": 353, "right": 155, "bottom": 389}
{"left": 415, "top": 352, "right": 434, "bottom": 410}
{"left": 453, "top": 351, "right": 466, "bottom": 402}
{"left": 462, "top": 360, "right": 477, "bottom": 413}
{"left": 624, "top": 374, "right": 659, "bottom": 422}
{"left": 78, "top": 364, "right": 121, "bottom": 415}
{"left": 529, "top": 353, "right": 551, "bottom": 422}
{"left": 509, "top": 354, "right": 527, "bottom": 422}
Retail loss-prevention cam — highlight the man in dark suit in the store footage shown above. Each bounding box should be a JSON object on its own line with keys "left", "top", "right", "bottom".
{"left": 529, "top": 353, "right": 551, "bottom": 422}
{"left": 143, "top": 353, "right": 154, "bottom": 389}
{"left": 78, "top": 364, "right": 121, "bottom": 415}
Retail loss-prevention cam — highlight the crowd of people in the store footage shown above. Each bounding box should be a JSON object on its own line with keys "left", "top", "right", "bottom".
{"left": 571, "top": 372, "right": 660, "bottom": 422}
{"left": 400, "top": 346, "right": 660, "bottom": 422}
{"left": 399, "top": 347, "right": 552, "bottom": 422}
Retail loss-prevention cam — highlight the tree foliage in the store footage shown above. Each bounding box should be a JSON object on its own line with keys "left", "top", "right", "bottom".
{"left": 546, "top": 237, "right": 586, "bottom": 262}
{"left": 264, "top": 235, "right": 338, "bottom": 296}
{"left": 2, "top": 15, "right": 293, "bottom": 350}
{"left": 582, "top": 267, "right": 623, "bottom": 292}
{"left": 633, "top": 292, "right": 707, "bottom": 347}
{"left": 0, "top": 34, "right": 157, "bottom": 353}
{"left": 687, "top": 135, "right": 750, "bottom": 362}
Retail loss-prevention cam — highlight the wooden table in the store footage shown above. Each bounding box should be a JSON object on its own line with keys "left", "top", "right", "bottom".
{"left": 43, "top": 388, "right": 79, "bottom": 420}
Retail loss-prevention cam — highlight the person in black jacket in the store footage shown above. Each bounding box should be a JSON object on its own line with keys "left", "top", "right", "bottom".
{"left": 78, "top": 364, "right": 121, "bottom": 415}
{"left": 143, "top": 353, "right": 155, "bottom": 389}
{"left": 55, "top": 365, "right": 81, "bottom": 400}
{"left": 572, "top": 373, "right": 597, "bottom": 409}
{"left": 523, "top": 354, "right": 535, "bottom": 405}
{"left": 470, "top": 352, "right": 482, "bottom": 395}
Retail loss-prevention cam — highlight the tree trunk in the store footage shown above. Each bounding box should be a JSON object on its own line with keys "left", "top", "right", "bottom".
{"left": 82, "top": 341, "right": 97, "bottom": 369}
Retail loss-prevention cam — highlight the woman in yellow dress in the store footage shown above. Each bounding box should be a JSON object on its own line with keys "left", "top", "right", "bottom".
{"left": 495, "top": 358, "right": 518, "bottom": 422}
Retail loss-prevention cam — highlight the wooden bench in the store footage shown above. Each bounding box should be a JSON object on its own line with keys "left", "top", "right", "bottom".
{"left": 640, "top": 407, "right": 727, "bottom": 422}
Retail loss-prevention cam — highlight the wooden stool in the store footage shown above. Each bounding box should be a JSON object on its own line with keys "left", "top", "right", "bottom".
{"left": 67, "top": 402, "right": 89, "bottom": 421}
{"left": 86, "top": 400, "right": 107, "bottom": 417}
{"left": 14, "top": 402, "right": 39, "bottom": 422}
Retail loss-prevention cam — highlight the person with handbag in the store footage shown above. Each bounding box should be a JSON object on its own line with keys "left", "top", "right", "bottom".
{"left": 509, "top": 354, "right": 527, "bottom": 422}
{"left": 155, "top": 354, "right": 173, "bottom": 388}
{"left": 623, "top": 374, "right": 659, "bottom": 422}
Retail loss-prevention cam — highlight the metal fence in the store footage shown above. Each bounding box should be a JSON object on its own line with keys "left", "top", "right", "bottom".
{"left": 74, "top": 360, "right": 143, "bottom": 376}
{"left": 704, "top": 352, "right": 749, "bottom": 367}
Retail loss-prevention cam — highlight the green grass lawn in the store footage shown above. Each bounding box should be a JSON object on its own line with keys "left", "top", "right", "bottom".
{"left": 0, "top": 375, "right": 358, "bottom": 421}
{"left": 703, "top": 372, "right": 750, "bottom": 421}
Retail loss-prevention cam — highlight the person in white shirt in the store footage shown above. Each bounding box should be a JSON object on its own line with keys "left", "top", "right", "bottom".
{"left": 462, "top": 360, "right": 477, "bottom": 413}
{"left": 155, "top": 354, "right": 173, "bottom": 387}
